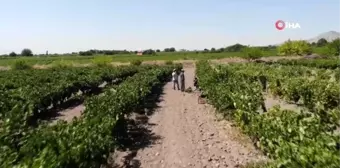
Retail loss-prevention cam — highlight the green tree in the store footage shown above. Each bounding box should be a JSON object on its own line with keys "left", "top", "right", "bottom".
{"left": 79, "top": 51, "right": 93, "bottom": 56}
{"left": 328, "top": 38, "right": 340, "bottom": 56}
{"left": 142, "top": 49, "right": 156, "bottom": 55}
{"left": 169, "top": 47, "right": 176, "bottom": 52}
{"left": 103, "top": 50, "right": 114, "bottom": 55}
{"left": 242, "top": 47, "right": 263, "bottom": 60}
{"left": 278, "top": 40, "right": 312, "bottom": 56}
{"left": 163, "top": 48, "right": 175, "bottom": 52}
{"left": 156, "top": 49, "right": 161, "bottom": 52}
{"left": 21, "top": 48, "right": 33, "bottom": 56}
{"left": 9, "top": 52, "right": 17, "bottom": 57}
{"left": 316, "top": 38, "right": 328, "bottom": 47}
{"left": 318, "top": 46, "right": 332, "bottom": 57}
{"left": 217, "top": 48, "right": 224, "bottom": 52}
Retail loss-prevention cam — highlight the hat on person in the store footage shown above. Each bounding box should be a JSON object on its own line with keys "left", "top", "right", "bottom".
{"left": 181, "top": 69, "right": 184, "bottom": 71}
{"left": 173, "top": 69, "right": 176, "bottom": 72}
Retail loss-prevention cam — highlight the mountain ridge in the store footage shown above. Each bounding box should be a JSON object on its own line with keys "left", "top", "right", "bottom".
{"left": 274, "top": 31, "right": 340, "bottom": 46}
{"left": 307, "top": 31, "right": 340, "bottom": 43}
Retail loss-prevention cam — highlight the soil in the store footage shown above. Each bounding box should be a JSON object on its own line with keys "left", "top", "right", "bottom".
{"left": 263, "top": 93, "right": 307, "bottom": 112}
{"left": 32, "top": 64, "right": 52, "bottom": 69}
{"left": 111, "top": 67, "right": 267, "bottom": 168}
{"left": 0, "top": 66, "right": 10, "bottom": 70}
{"left": 50, "top": 104, "right": 85, "bottom": 125}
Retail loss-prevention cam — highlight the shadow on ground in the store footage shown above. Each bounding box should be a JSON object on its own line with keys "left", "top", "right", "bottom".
{"left": 109, "top": 82, "right": 166, "bottom": 168}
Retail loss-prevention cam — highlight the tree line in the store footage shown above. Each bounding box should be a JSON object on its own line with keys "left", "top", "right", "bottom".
{"left": 2, "top": 38, "right": 339, "bottom": 57}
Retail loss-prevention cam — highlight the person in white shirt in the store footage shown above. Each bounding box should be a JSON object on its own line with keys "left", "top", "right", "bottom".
{"left": 172, "top": 69, "right": 179, "bottom": 90}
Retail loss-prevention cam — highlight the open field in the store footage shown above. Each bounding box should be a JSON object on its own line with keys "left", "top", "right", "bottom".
{"left": 3, "top": 54, "right": 338, "bottom": 71}
{"left": 1, "top": 46, "right": 332, "bottom": 67}
{"left": 0, "top": 50, "right": 278, "bottom": 66}
{"left": 0, "top": 57, "right": 339, "bottom": 168}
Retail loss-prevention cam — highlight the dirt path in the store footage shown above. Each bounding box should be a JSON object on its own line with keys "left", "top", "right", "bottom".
{"left": 128, "top": 67, "right": 266, "bottom": 168}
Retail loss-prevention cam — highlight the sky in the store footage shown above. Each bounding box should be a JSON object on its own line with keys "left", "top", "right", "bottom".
{"left": 0, "top": 0, "right": 339, "bottom": 54}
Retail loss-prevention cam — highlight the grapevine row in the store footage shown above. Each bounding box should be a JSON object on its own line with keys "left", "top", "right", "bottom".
{"left": 224, "top": 63, "right": 340, "bottom": 126}
{"left": 266, "top": 58, "right": 340, "bottom": 69}
{"left": 0, "top": 66, "right": 143, "bottom": 155}
{"left": 0, "top": 64, "right": 179, "bottom": 167}
{"left": 196, "top": 61, "right": 339, "bottom": 167}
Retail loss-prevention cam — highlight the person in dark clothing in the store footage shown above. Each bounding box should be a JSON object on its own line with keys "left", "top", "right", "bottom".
{"left": 179, "top": 69, "right": 185, "bottom": 92}
{"left": 193, "top": 76, "right": 199, "bottom": 90}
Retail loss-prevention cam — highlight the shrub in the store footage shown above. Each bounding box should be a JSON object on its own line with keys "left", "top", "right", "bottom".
{"left": 165, "top": 61, "right": 173, "bottom": 65}
{"left": 92, "top": 56, "right": 112, "bottom": 66}
{"left": 242, "top": 47, "right": 263, "bottom": 60}
{"left": 12, "top": 59, "right": 31, "bottom": 70}
{"left": 130, "top": 60, "right": 142, "bottom": 66}
{"left": 278, "top": 40, "right": 312, "bottom": 56}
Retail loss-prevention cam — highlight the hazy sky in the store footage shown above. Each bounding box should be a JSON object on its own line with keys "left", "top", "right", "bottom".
{"left": 0, "top": 0, "right": 339, "bottom": 54}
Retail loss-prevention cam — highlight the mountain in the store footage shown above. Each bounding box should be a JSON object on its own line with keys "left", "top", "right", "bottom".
{"left": 307, "top": 31, "right": 340, "bottom": 43}
{"left": 273, "top": 31, "right": 340, "bottom": 46}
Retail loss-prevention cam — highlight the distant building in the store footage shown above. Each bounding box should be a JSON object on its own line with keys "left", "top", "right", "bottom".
{"left": 137, "top": 50, "right": 143, "bottom": 56}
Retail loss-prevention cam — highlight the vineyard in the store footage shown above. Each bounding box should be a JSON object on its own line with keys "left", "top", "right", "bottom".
{"left": 0, "top": 64, "right": 181, "bottom": 167}
{"left": 196, "top": 60, "right": 340, "bottom": 167}
{"left": 1, "top": 57, "right": 339, "bottom": 168}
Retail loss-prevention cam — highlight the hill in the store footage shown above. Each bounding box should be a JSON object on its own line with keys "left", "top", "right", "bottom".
{"left": 307, "top": 31, "right": 340, "bottom": 43}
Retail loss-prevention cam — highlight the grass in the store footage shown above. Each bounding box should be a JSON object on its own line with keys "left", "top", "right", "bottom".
{"left": 92, "top": 56, "right": 112, "bottom": 66}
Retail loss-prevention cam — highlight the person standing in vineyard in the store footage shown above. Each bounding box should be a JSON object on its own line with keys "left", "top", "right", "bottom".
{"left": 172, "top": 69, "right": 180, "bottom": 90}
{"left": 193, "top": 76, "right": 199, "bottom": 91}
{"left": 179, "top": 69, "right": 185, "bottom": 92}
